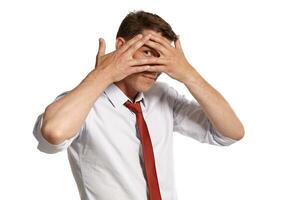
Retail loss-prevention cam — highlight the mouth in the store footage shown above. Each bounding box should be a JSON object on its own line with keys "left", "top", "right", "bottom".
{"left": 142, "top": 74, "right": 157, "bottom": 80}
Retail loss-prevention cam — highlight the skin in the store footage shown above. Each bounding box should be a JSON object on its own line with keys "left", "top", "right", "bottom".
{"left": 113, "top": 30, "right": 163, "bottom": 102}
{"left": 41, "top": 29, "right": 244, "bottom": 145}
{"left": 41, "top": 34, "right": 158, "bottom": 144}
{"left": 111, "top": 30, "right": 245, "bottom": 140}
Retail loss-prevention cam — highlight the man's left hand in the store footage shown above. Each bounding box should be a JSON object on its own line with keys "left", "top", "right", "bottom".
{"left": 146, "top": 33, "right": 198, "bottom": 83}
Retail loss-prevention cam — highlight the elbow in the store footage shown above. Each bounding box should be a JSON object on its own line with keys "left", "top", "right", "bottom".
{"left": 41, "top": 122, "right": 65, "bottom": 145}
{"left": 224, "top": 124, "right": 245, "bottom": 141}
{"left": 234, "top": 124, "right": 245, "bottom": 141}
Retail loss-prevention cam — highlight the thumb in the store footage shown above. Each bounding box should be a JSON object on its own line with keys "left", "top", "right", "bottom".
{"left": 98, "top": 38, "right": 106, "bottom": 56}
{"left": 175, "top": 35, "right": 183, "bottom": 52}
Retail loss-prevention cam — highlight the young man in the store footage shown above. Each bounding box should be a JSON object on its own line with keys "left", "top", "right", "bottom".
{"left": 33, "top": 11, "right": 244, "bottom": 200}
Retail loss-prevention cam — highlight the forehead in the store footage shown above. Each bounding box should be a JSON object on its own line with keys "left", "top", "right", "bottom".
{"left": 141, "top": 29, "right": 172, "bottom": 44}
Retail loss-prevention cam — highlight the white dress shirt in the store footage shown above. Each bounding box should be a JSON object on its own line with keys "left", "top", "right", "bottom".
{"left": 33, "top": 81, "right": 236, "bottom": 200}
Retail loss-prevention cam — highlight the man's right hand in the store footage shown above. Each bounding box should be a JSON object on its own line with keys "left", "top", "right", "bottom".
{"left": 40, "top": 34, "right": 159, "bottom": 145}
{"left": 94, "top": 34, "right": 158, "bottom": 83}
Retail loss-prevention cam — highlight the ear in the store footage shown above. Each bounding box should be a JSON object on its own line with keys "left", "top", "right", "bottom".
{"left": 115, "top": 37, "right": 126, "bottom": 50}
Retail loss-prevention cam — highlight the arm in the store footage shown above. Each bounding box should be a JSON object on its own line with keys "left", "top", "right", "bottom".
{"left": 145, "top": 34, "right": 244, "bottom": 141}
{"left": 41, "top": 34, "right": 155, "bottom": 144}
{"left": 182, "top": 69, "right": 244, "bottom": 140}
{"left": 41, "top": 68, "right": 111, "bottom": 145}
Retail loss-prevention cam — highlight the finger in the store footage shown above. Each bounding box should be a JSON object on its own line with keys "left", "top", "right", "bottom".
{"left": 95, "top": 38, "right": 106, "bottom": 67}
{"left": 146, "top": 65, "right": 167, "bottom": 73}
{"left": 125, "top": 34, "right": 152, "bottom": 56}
{"left": 175, "top": 36, "right": 183, "bottom": 52}
{"left": 149, "top": 34, "right": 173, "bottom": 50}
{"left": 144, "top": 40, "right": 168, "bottom": 56}
{"left": 129, "top": 57, "right": 167, "bottom": 66}
{"left": 94, "top": 54, "right": 98, "bottom": 68}
{"left": 98, "top": 38, "right": 106, "bottom": 56}
{"left": 128, "top": 65, "right": 151, "bottom": 75}
{"left": 152, "top": 31, "right": 172, "bottom": 45}
{"left": 119, "top": 34, "right": 143, "bottom": 53}
{"left": 101, "top": 51, "right": 113, "bottom": 62}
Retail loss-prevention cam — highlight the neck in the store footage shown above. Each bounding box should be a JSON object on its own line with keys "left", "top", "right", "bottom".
{"left": 114, "top": 81, "right": 138, "bottom": 102}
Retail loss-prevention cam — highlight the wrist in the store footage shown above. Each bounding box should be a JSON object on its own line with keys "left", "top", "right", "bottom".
{"left": 181, "top": 66, "right": 199, "bottom": 84}
{"left": 90, "top": 67, "right": 113, "bottom": 86}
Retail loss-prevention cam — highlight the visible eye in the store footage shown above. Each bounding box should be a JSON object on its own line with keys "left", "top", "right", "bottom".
{"left": 143, "top": 50, "right": 153, "bottom": 57}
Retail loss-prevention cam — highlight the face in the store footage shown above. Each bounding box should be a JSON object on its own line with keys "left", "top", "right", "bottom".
{"left": 115, "top": 29, "right": 171, "bottom": 98}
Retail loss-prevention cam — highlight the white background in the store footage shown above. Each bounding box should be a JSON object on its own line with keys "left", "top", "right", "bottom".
{"left": 1, "top": 0, "right": 299, "bottom": 199}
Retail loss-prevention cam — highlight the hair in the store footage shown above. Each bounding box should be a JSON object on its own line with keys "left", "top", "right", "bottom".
{"left": 116, "top": 10, "right": 178, "bottom": 42}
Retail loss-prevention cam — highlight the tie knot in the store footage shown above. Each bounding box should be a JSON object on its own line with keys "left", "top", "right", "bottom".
{"left": 124, "top": 100, "right": 142, "bottom": 114}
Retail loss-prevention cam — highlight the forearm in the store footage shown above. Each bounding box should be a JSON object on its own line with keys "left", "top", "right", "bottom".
{"left": 183, "top": 68, "right": 244, "bottom": 140}
{"left": 41, "top": 68, "right": 112, "bottom": 144}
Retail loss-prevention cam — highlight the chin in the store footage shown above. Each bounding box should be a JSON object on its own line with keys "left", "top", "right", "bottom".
{"left": 129, "top": 73, "right": 157, "bottom": 93}
{"left": 135, "top": 83, "right": 154, "bottom": 92}
{"left": 135, "top": 79, "right": 156, "bottom": 92}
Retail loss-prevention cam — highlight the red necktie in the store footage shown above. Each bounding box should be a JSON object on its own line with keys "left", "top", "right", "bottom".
{"left": 124, "top": 100, "right": 162, "bottom": 200}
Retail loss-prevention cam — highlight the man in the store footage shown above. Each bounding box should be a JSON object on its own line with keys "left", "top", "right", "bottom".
{"left": 33, "top": 11, "right": 244, "bottom": 200}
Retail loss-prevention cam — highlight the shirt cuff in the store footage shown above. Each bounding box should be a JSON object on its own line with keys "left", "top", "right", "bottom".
{"left": 212, "top": 127, "right": 237, "bottom": 146}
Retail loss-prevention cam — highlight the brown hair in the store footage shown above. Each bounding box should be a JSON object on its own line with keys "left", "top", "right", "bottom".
{"left": 116, "top": 10, "right": 177, "bottom": 42}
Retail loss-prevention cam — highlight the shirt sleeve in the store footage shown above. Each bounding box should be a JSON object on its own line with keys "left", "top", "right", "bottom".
{"left": 168, "top": 86, "right": 237, "bottom": 146}
{"left": 33, "top": 92, "right": 85, "bottom": 154}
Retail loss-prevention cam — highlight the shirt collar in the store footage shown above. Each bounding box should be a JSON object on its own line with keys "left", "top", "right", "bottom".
{"left": 104, "top": 83, "right": 146, "bottom": 109}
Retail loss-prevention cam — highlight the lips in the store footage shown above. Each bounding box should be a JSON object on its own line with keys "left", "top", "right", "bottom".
{"left": 142, "top": 74, "right": 157, "bottom": 80}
